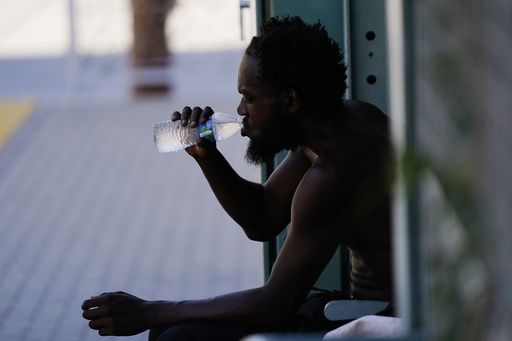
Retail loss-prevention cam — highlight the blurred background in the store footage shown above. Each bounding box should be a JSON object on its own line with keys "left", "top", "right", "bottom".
{"left": 0, "top": 1, "right": 261, "bottom": 340}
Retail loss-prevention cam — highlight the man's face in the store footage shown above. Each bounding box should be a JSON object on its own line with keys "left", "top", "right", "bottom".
{"left": 237, "top": 54, "right": 303, "bottom": 165}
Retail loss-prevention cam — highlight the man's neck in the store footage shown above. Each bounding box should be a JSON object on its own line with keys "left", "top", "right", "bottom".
{"left": 299, "top": 108, "right": 346, "bottom": 156}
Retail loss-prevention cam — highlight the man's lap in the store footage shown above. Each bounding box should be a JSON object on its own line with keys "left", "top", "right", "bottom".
{"left": 150, "top": 322, "right": 278, "bottom": 341}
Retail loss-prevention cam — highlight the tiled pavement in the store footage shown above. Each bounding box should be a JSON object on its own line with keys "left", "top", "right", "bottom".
{"left": 0, "top": 50, "right": 262, "bottom": 341}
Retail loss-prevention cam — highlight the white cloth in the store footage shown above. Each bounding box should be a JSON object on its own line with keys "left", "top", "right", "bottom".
{"left": 323, "top": 316, "right": 402, "bottom": 339}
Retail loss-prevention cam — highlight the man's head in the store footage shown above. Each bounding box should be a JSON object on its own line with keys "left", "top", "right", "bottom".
{"left": 238, "top": 16, "right": 347, "bottom": 165}
{"left": 237, "top": 53, "right": 304, "bottom": 165}
{"left": 245, "top": 16, "right": 347, "bottom": 114}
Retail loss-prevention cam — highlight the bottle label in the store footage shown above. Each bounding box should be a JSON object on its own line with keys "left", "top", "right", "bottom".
{"left": 197, "top": 118, "right": 215, "bottom": 141}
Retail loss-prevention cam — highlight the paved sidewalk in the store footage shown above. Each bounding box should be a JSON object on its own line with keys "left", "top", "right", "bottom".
{"left": 0, "top": 1, "right": 262, "bottom": 339}
{"left": 0, "top": 49, "right": 262, "bottom": 341}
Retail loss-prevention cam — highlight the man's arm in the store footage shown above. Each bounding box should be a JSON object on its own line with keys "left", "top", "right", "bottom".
{"left": 192, "top": 146, "right": 312, "bottom": 241}
{"left": 176, "top": 106, "right": 312, "bottom": 241}
{"left": 82, "top": 161, "right": 345, "bottom": 336}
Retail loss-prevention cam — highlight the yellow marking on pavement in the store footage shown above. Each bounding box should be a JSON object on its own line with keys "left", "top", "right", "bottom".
{"left": 0, "top": 98, "right": 35, "bottom": 150}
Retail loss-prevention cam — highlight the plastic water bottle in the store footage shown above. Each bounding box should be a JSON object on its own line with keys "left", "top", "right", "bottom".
{"left": 154, "top": 112, "right": 243, "bottom": 153}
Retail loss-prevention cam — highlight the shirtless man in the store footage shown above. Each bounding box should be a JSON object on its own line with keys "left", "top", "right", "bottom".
{"left": 82, "top": 16, "right": 393, "bottom": 340}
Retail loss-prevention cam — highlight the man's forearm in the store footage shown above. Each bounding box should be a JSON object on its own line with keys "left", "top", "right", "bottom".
{"left": 193, "top": 148, "right": 268, "bottom": 236}
{"left": 149, "top": 287, "right": 292, "bottom": 329}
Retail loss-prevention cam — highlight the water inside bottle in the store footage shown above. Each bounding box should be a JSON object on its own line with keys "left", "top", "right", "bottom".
{"left": 153, "top": 114, "right": 243, "bottom": 153}
{"left": 154, "top": 120, "right": 197, "bottom": 153}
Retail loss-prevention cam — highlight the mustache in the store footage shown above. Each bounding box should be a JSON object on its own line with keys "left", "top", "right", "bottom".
{"left": 242, "top": 117, "right": 250, "bottom": 131}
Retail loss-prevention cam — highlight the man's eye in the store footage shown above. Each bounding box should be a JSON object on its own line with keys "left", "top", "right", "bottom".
{"left": 243, "top": 97, "right": 253, "bottom": 104}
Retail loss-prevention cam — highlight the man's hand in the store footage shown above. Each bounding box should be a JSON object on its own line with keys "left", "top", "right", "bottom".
{"left": 171, "top": 105, "right": 217, "bottom": 158}
{"left": 81, "top": 291, "right": 153, "bottom": 336}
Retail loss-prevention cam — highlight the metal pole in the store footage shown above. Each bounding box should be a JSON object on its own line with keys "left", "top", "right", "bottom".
{"left": 386, "top": 0, "right": 421, "bottom": 333}
{"left": 67, "top": 0, "right": 78, "bottom": 85}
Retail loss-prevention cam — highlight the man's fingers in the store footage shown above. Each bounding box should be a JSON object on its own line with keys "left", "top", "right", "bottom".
{"left": 82, "top": 296, "right": 100, "bottom": 311}
{"left": 88, "top": 317, "right": 114, "bottom": 333}
{"left": 176, "top": 106, "right": 214, "bottom": 128}
{"left": 98, "top": 327, "right": 114, "bottom": 337}
{"left": 85, "top": 310, "right": 115, "bottom": 336}
{"left": 199, "top": 106, "right": 214, "bottom": 124}
{"left": 81, "top": 293, "right": 112, "bottom": 311}
{"left": 195, "top": 138, "right": 215, "bottom": 150}
{"left": 171, "top": 111, "right": 181, "bottom": 121}
{"left": 82, "top": 306, "right": 105, "bottom": 320}
{"left": 190, "top": 106, "right": 204, "bottom": 128}
{"left": 181, "top": 106, "right": 192, "bottom": 126}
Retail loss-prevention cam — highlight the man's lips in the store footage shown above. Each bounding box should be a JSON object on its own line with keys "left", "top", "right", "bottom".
{"left": 241, "top": 119, "right": 249, "bottom": 137}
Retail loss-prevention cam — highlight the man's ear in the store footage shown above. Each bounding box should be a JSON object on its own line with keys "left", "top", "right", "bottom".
{"left": 281, "top": 89, "right": 301, "bottom": 114}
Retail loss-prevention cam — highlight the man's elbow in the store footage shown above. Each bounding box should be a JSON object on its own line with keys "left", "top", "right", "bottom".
{"left": 254, "top": 289, "right": 302, "bottom": 326}
{"left": 243, "top": 224, "right": 285, "bottom": 242}
{"left": 244, "top": 230, "right": 271, "bottom": 242}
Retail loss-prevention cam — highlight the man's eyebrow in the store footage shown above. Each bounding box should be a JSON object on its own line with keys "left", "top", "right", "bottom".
{"left": 238, "top": 81, "right": 261, "bottom": 94}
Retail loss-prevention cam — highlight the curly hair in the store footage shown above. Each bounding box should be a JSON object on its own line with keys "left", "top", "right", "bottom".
{"left": 245, "top": 16, "right": 347, "bottom": 113}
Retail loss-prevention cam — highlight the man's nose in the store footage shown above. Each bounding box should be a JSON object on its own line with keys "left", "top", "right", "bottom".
{"left": 237, "top": 99, "right": 248, "bottom": 116}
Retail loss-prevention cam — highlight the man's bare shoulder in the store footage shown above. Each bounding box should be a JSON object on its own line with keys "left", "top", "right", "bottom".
{"left": 288, "top": 146, "right": 318, "bottom": 162}
{"left": 293, "top": 151, "right": 358, "bottom": 216}
{"left": 343, "top": 100, "right": 389, "bottom": 140}
{"left": 343, "top": 99, "right": 386, "bottom": 117}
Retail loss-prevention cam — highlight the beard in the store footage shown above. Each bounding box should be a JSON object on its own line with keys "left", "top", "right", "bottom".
{"left": 244, "top": 103, "right": 305, "bottom": 166}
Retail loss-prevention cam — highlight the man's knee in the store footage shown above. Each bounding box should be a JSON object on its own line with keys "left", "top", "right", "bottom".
{"left": 148, "top": 326, "right": 171, "bottom": 341}
{"left": 149, "top": 324, "right": 193, "bottom": 341}
{"left": 149, "top": 322, "right": 265, "bottom": 341}
{"left": 151, "top": 323, "right": 230, "bottom": 341}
